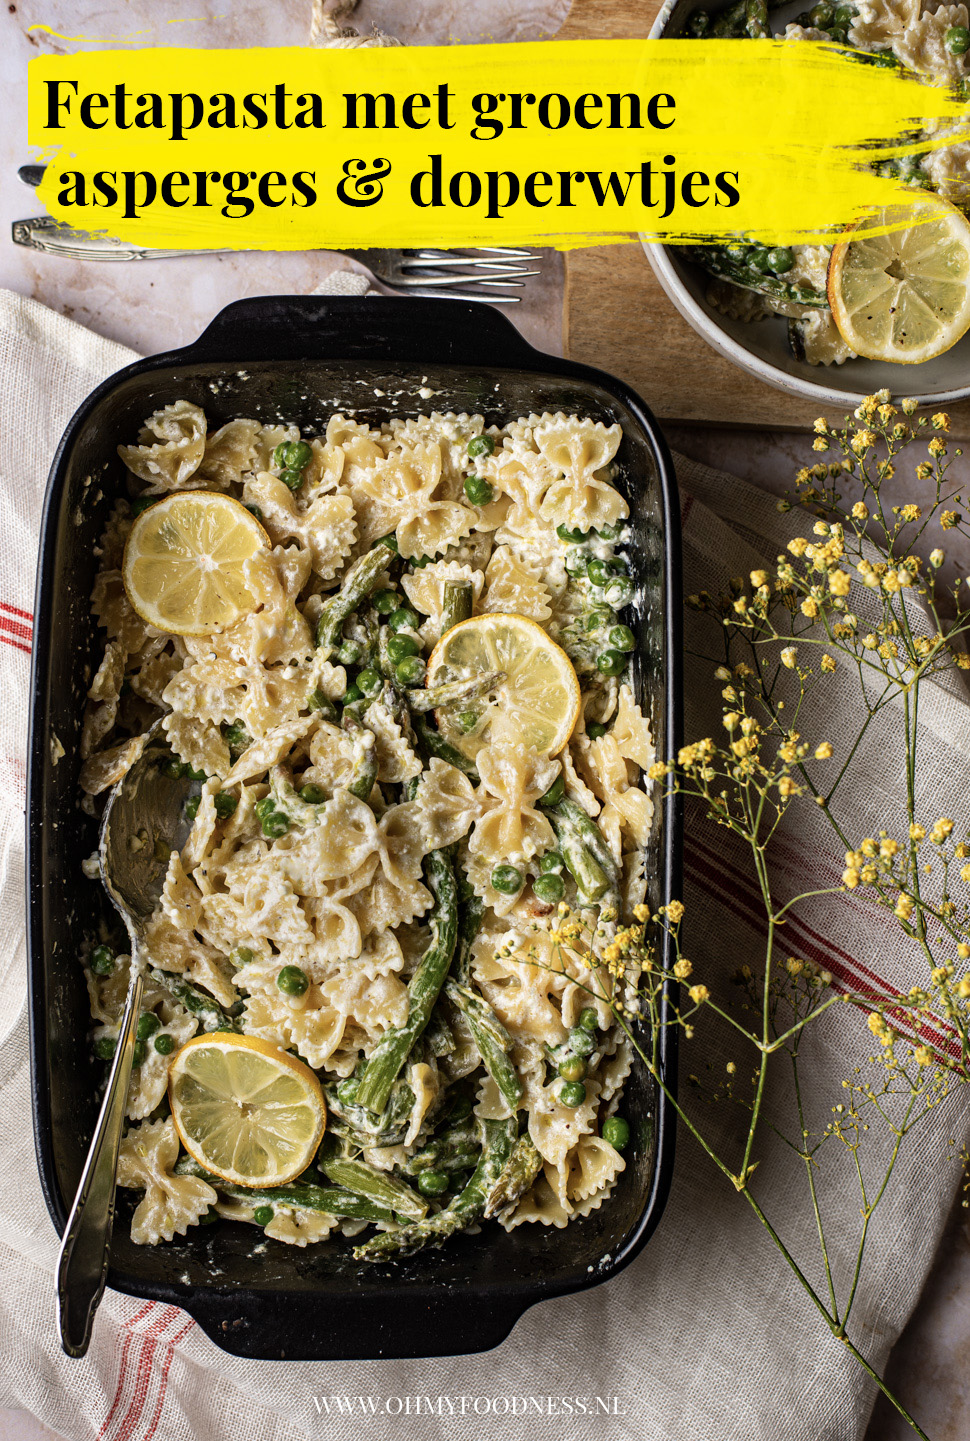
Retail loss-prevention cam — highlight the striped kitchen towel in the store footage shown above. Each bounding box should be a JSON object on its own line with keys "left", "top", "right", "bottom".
{"left": 0, "top": 287, "right": 965, "bottom": 1441}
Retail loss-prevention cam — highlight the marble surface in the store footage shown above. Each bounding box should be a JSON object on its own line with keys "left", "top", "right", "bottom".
{"left": 0, "top": 2, "right": 967, "bottom": 1438}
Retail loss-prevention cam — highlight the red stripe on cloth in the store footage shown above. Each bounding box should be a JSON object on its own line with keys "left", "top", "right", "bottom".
{"left": 681, "top": 494, "right": 695, "bottom": 529}
{"left": 0, "top": 601, "right": 33, "bottom": 622}
{"left": 0, "top": 631, "right": 31, "bottom": 656}
{"left": 0, "top": 613, "right": 32, "bottom": 643}
{"left": 112, "top": 1307, "right": 184, "bottom": 1441}
{"left": 686, "top": 833, "right": 962, "bottom": 1060}
{"left": 140, "top": 1317, "right": 196, "bottom": 1441}
{"left": 98, "top": 1304, "right": 157, "bottom": 1441}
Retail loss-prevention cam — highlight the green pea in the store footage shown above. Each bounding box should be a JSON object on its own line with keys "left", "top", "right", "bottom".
{"left": 356, "top": 667, "right": 383, "bottom": 698}
{"left": 417, "top": 1169, "right": 450, "bottom": 1197}
{"left": 587, "top": 721, "right": 607, "bottom": 740}
{"left": 564, "top": 550, "right": 589, "bottom": 578}
{"left": 558, "top": 1054, "right": 588, "bottom": 1083}
{"left": 578, "top": 1007, "right": 600, "bottom": 1032}
{"left": 137, "top": 1012, "right": 161, "bottom": 1041}
{"left": 253, "top": 1205, "right": 275, "bottom": 1226}
{"left": 154, "top": 1033, "right": 176, "bottom": 1056}
{"left": 597, "top": 650, "right": 627, "bottom": 677}
{"left": 90, "top": 945, "right": 116, "bottom": 977}
{"left": 230, "top": 947, "right": 255, "bottom": 968}
{"left": 163, "top": 758, "right": 187, "bottom": 780}
{"left": 277, "top": 965, "right": 309, "bottom": 997}
{"left": 198, "top": 1206, "right": 219, "bottom": 1226}
{"left": 132, "top": 1039, "right": 147, "bottom": 1067}
{"left": 387, "top": 633, "right": 420, "bottom": 663}
{"left": 767, "top": 248, "right": 795, "bottom": 277}
{"left": 222, "top": 722, "right": 251, "bottom": 752}
{"left": 279, "top": 468, "right": 304, "bottom": 492}
{"left": 389, "top": 607, "right": 420, "bottom": 632}
{"left": 491, "top": 864, "right": 523, "bottom": 895}
{"left": 464, "top": 475, "right": 494, "bottom": 506}
{"left": 257, "top": 803, "right": 290, "bottom": 840}
{"left": 467, "top": 434, "right": 495, "bottom": 458}
{"left": 809, "top": 0, "right": 833, "bottom": 22}
{"left": 457, "top": 710, "right": 480, "bottom": 734}
{"left": 448, "top": 1094, "right": 474, "bottom": 1121}
{"left": 568, "top": 1026, "right": 596, "bottom": 1058}
{"left": 538, "top": 850, "right": 564, "bottom": 875}
{"left": 587, "top": 558, "right": 616, "bottom": 587}
{"left": 214, "top": 791, "right": 238, "bottom": 820}
{"left": 342, "top": 683, "right": 363, "bottom": 705}
{"left": 94, "top": 1036, "right": 117, "bottom": 1061}
{"left": 946, "top": 23, "right": 970, "bottom": 51}
{"left": 533, "top": 873, "right": 565, "bottom": 905}
{"left": 608, "top": 625, "right": 636, "bottom": 652}
{"left": 602, "top": 1115, "right": 631, "bottom": 1150}
{"left": 336, "top": 639, "right": 362, "bottom": 666}
{"left": 184, "top": 796, "right": 201, "bottom": 822}
{"left": 299, "top": 783, "right": 327, "bottom": 804}
{"left": 189, "top": 767, "right": 207, "bottom": 782}
{"left": 373, "top": 588, "right": 400, "bottom": 615}
{"left": 130, "top": 495, "right": 157, "bottom": 516}
{"left": 273, "top": 439, "right": 313, "bottom": 472}
{"left": 747, "top": 248, "right": 775, "bottom": 274}
{"left": 559, "top": 1080, "right": 587, "bottom": 1108}
{"left": 585, "top": 605, "right": 614, "bottom": 632}
{"left": 726, "top": 242, "right": 749, "bottom": 262}
{"left": 245, "top": 504, "right": 264, "bottom": 523}
{"left": 373, "top": 532, "right": 398, "bottom": 553}
{"left": 337, "top": 1077, "right": 361, "bottom": 1106}
{"left": 396, "top": 656, "right": 426, "bottom": 686}
{"left": 557, "top": 523, "right": 587, "bottom": 543}
{"left": 543, "top": 776, "right": 566, "bottom": 806}
{"left": 410, "top": 554, "right": 434, "bottom": 569}
{"left": 603, "top": 575, "right": 634, "bottom": 608}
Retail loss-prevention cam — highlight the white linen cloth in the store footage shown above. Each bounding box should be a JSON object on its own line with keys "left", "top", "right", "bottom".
{"left": 0, "top": 285, "right": 965, "bottom": 1441}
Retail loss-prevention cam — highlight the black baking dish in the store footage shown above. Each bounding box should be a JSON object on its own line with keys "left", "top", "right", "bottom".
{"left": 27, "top": 296, "right": 682, "bottom": 1361}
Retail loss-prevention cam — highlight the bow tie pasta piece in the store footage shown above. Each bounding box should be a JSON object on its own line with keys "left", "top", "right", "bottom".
{"left": 482, "top": 545, "right": 552, "bottom": 624}
{"left": 846, "top": 0, "right": 918, "bottom": 46}
{"left": 611, "top": 683, "right": 656, "bottom": 773}
{"left": 361, "top": 698, "right": 422, "bottom": 784}
{"left": 78, "top": 734, "right": 148, "bottom": 796}
{"left": 193, "top": 418, "right": 260, "bottom": 490}
{"left": 118, "top": 401, "right": 207, "bottom": 491}
{"left": 243, "top": 473, "right": 357, "bottom": 582}
{"left": 251, "top": 422, "right": 300, "bottom": 474}
{"left": 117, "top": 1118, "right": 217, "bottom": 1245}
{"left": 402, "top": 560, "right": 484, "bottom": 647}
{"left": 586, "top": 733, "right": 655, "bottom": 856}
{"left": 265, "top": 1209, "right": 340, "bottom": 1247}
{"left": 224, "top": 712, "right": 323, "bottom": 785}
{"left": 472, "top": 927, "right": 571, "bottom": 1048}
{"left": 386, "top": 412, "right": 489, "bottom": 499}
{"left": 415, "top": 757, "right": 481, "bottom": 849}
{"left": 301, "top": 437, "right": 346, "bottom": 500}
{"left": 532, "top": 414, "right": 628, "bottom": 535}
{"left": 470, "top": 740, "right": 560, "bottom": 867}
{"left": 356, "top": 444, "right": 477, "bottom": 559}
{"left": 489, "top": 455, "right": 558, "bottom": 546}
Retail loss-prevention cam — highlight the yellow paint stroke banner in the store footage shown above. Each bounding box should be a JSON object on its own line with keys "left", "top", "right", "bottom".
{"left": 26, "top": 39, "right": 970, "bottom": 249}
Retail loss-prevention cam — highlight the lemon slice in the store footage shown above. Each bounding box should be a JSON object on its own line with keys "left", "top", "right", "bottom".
{"left": 427, "top": 614, "right": 581, "bottom": 759}
{"left": 828, "top": 198, "right": 970, "bottom": 364}
{"left": 122, "top": 491, "right": 269, "bottom": 635}
{"left": 168, "top": 1033, "right": 326, "bottom": 1188}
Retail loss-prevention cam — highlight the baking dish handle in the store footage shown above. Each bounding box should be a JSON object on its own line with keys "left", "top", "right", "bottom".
{"left": 182, "top": 1286, "right": 532, "bottom": 1361}
{"left": 183, "top": 295, "right": 543, "bottom": 369}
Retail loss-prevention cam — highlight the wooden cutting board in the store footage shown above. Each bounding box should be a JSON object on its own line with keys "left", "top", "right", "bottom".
{"left": 558, "top": 0, "right": 970, "bottom": 434}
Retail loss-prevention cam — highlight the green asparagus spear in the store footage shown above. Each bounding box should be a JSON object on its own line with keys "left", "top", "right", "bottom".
{"left": 406, "top": 671, "right": 505, "bottom": 715}
{"left": 444, "top": 980, "right": 523, "bottom": 1111}
{"left": 441, "top": 580, "right": 473, "bottom": 634}
{"left": 708, "top": 0, "right": 748, "bottom": 35}
{"left": 315, "top": 547, "right": 391, "bottom": 654}
{"left": 413, "top": 715, "right": 480, "bottom": 780}
{"left": 678, "top": 245, "right": 828, "bottom": 307}
{"left": 401, "top": 1116, "right": 483, "bottom": 1176}
{"left": 541, "top": 798, "right": 619, "bottom": 908}
{"left": 341, "top": 712, "right": 379, "bottom": 800}
{"left": 745, "top": 0, "right": 770, "bottom": 35}
{"left": 173, "top": 1157, "right": 397, "bottom": 1224}
{"left": 321, "top": 1157, "right": 428, "bottom": 1220}
{"left": 355, "top": 850, "right": 458, "bottom": 1114}
{"left": 324, "top": 1076, "right": 416, "bottom": 1146}
{"left": 483, "top": 1133, "right": 543, "bottom": 1218}
{"left": 354, "top": 1117, "right": 517, "bottom": 1260}
{"left": 454, "top": 891, "right": 485, "bottom": 985}
{"left": 148, "top": 969, "right": 240, "bottom": 1031}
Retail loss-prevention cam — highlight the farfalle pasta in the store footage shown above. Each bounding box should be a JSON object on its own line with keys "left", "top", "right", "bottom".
{"left": 82, "top": 404, "right": 653, "bottom": 1255}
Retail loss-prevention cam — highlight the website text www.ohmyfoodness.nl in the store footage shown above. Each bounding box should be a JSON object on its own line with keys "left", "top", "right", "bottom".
{"left": 310, "top": 1395, "right": 629, "bottom": 1417}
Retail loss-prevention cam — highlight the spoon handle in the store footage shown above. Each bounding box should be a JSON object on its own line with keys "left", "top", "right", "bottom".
{"left": 57, "top": 964, "right": 144, "bottom": 1357}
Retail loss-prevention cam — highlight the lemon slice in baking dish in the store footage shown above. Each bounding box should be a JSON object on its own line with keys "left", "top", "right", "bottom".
{"left": 828, "top": 198, "right": 970, "bottom": 364}
{"left": 169, "top": 1034, "right": 326, "bottom": 1188}
{"left": 427, "top": 613, "right": 581, "bottom": 760}
{"left": 122, "top": 491, "right": 269, "bottom": 635}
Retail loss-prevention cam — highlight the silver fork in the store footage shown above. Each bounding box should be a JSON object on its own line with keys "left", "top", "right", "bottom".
{"left": 10, "top": 216, "right": 540, "bottom": 303}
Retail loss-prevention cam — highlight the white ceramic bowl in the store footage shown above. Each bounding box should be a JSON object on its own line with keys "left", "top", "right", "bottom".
{"left": 645, "top": 0, "right": 970, "bottom": 405}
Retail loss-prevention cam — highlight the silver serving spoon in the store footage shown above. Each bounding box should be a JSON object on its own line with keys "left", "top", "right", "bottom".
{"left": 57, "top": 724, "right": 193, "bottom": 1357}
